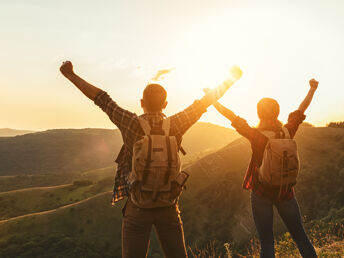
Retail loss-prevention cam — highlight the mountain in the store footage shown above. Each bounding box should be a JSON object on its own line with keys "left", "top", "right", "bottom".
{"left": 0, "top": 126, "right": 343, "bottom": 257}
{"left": 0, "top": 123, "right": 239, "bottom": 176}
{"left": 0, "top": 128, "right": 36, "bottom": 137}
{"left": 181, "top": 122, "right": 240, "bottom": 165}
{"left": 0, "top": 129, "right": 123, "bottom": 176}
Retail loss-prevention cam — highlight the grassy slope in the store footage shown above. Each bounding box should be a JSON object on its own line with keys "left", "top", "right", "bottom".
{"left": 0, "top": 192, "right": 122, "bottom": 258}
{"left": 0, "top": 177, "right": 113, "bottom": 220}
{"left": 182, "top": 126, "right": 344, "bottom": 254}
{"left": 0, "top": 166, "right": 115, "bottom": 192}
{"left": 0, "top": 126, "right": 343, "bottom": 257}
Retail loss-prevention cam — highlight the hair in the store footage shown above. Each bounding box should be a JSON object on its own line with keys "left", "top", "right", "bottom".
{"left": 257, "top": 98, "right": 283, "bottom": 131}
{"left": 142, "top": 84, "right": 167, "bottom": 112}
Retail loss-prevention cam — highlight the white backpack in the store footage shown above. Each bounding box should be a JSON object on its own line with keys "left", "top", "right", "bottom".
{"left": 259, "top": 127, "right": 300, "bottom": 192}
{"left": 128, "top": 117, "right": 189, "bottom": 208}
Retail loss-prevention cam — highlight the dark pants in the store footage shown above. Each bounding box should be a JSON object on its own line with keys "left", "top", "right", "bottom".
{"left": 251, "top": 191, "right": 317, "bottom": 258}
{"left": 122, "top": 198, "right": 187, "bottom": 258}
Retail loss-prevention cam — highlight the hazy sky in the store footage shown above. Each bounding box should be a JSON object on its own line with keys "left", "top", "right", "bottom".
{"left": 1, "top": 0, "right": 343, "bottom": 130}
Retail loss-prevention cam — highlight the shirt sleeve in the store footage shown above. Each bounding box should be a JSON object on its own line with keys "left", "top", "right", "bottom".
{"left": 94, "top": 91, "right": 138, "bottom": 132}
{"left": 284, "top": 110, "right": 306, "bottom": 138}
{"left": 169, "top": 100, "right": 207, "bottom": 139}
{"left": 231, "top": 116, "right": 268, "bottom": 165}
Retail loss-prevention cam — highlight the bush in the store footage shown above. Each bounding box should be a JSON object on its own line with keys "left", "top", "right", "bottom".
{"left": 327, "top": 122, "right": 344, "bottom": 128}
{"left": 301, "top": 122, "right": 314, "bottom": 127}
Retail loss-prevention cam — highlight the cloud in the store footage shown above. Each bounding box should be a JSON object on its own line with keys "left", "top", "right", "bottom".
{"left": 150, "top": 68, "right": 174, "bottom": 82}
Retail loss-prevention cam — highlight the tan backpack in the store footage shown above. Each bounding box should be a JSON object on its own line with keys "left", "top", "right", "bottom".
{"left": 127, "top": 117, "right": 189, "bottom": 208}
{"left": 259, "top": 127, "right": 300, "bottom": 194}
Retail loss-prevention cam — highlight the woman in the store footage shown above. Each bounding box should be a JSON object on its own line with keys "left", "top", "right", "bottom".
{"left": 205, "top": 79, "right": 319, "bottom": 257}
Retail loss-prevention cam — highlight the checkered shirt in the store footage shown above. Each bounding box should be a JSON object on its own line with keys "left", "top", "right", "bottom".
{"left": 94, "top": 91, "right": 207, "bottom": 205}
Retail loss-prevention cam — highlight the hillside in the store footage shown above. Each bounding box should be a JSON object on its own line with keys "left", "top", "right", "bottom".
{"left": 0, "top": 128, "right": 123, "bottom": 176}
{"left": 0, "top": 128, "right": 36, "bottom": 137}
{"left": 181, "top": 122, "right": 240, "bottom": 163}
{"left": 0, "top": 167, "right": 115, "bottom": 192}
{"left": 0, "top": 126, "right": 343, "bottom": 257}
{"left": 0, "top": 176, "right": 113, "bottom": 220}
{"left": 0, "top": 123, "right": 238, "bottom": 176}
{"left": 181, "top": 126, "right": 344, "bottom": 253}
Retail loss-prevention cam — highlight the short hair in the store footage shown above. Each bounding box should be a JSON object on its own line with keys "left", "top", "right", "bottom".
{"left": 142, "top": 84, "right": 167, "bottom": 112}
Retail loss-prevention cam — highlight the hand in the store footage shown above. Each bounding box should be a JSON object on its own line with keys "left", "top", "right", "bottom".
{"left": 202, "top": 88, "right": 211, "bottom": 94}
{"left": 309, "top": 79, "right": 319, "bottom": 90}
{"left": 60, "top": 61, "right": 74, "bottom": 77}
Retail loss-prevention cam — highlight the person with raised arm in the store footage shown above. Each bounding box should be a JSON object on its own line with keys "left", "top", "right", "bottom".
{"left": 205, "top": 79, "right": 319, "bottom": 258}
{"left": 60, "top": 61, "right": 242, "bottom": 258}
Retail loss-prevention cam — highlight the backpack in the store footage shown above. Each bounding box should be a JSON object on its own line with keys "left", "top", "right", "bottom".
{"left": 258, "top": 127, "right": 300, "bottom": 194}
{"left": 127, "top": 117, "right": 189, "bottom": 208}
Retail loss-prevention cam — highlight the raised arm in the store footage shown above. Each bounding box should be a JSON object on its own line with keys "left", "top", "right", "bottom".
{"left": 203, "top": 88, "right": 237, "bottom": 122}
{"left": 60, "top": 60, "right": 137, "bottom": 132}
{"left": 60, "top": 61, "right": 101, "bottom": 101}
{"left": 213, "top": 102, "right": 237, "bottom": 122}
{"left": 168, "top": 67, "right": 242, "bottom": 138}
{"left": 200, "top": 66, "right": 242, "bottom": 108}
{"left": 298, "top": 79, "right": 319, "bottom": 114}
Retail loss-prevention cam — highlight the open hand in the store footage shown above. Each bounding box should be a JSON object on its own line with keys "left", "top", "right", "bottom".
{"left": 60, "top": 61, "right": 74, "bottom": 77}
{"left": 202, "top": 88, "right": 211, "bottom": 94}
{"left": 309, "top": 79, "right": 319, "bottom": 90}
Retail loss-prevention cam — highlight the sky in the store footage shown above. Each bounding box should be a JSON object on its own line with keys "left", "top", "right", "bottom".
{"left": 0, "top": 0, "right": 343, "bottom": 130}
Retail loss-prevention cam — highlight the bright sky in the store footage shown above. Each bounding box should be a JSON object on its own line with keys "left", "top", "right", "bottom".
{"left": 0, "top": 0, "right": 343, "bottom": 130}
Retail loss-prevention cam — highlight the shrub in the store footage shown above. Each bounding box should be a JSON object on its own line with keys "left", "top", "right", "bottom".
{"left": 327, "top": 122, "right": 344, "bottom": 128}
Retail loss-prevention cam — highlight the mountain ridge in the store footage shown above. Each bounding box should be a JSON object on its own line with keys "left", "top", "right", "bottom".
{"left": 0, "top": 122, "right": 239, "bottom": 176}
{"left": 0, "top": 128, "right": 36, "bottom": 137}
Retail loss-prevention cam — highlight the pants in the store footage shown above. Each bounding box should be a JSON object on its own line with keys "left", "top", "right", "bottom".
{"left": 251, "top": 191, "right": 317, "bottom": 258}
{"left": 122, "top": 198, "right": 188, "bottom": 258}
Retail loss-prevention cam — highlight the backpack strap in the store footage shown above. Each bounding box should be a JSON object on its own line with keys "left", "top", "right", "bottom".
{"left": 164, "top": 136, "right": 173, "bottom": 185}
{"left": 138, "top": 118, "right": 151, "bottom": 136}
{"left": 162, "top": 118, "right": 171, "bottom": 136}
{"left": 162, "top": 118, "right": 187, "bottom": 155}
{"left": 142, "top": 135, "right": 153, "bottom": 184}
{"left": 281, "top": 127, "right": 290, "bottom": 139}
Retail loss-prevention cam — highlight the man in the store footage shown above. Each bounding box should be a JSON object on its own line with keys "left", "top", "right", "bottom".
{"left": 60, "top": 61, "right": 241, "bottom": 258}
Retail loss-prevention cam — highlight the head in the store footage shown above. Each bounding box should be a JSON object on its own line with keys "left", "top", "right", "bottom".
{"left": 141, "top": 84, "right": 168, "bottom": 113}
{"left": 257, "top": 98, "right": 283, "bottom": 131}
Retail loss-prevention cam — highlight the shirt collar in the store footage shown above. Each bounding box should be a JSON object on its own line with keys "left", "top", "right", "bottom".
{"left": 140, "top": 112, "right": 166, "bottom": 119}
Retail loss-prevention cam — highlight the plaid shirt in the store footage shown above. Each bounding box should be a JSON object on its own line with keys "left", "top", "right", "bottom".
{"left": 94, "top": 91, "right": 207, "bottom": 205}
{"left": 231, "top": 110, "right": 306, "bottom": 203}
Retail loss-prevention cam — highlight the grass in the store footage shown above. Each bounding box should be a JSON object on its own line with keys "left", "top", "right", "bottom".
{"left": 0, "top": 166, "right": 115, "bottom": 193}
{"left": 0, "top": 177, "right": 113, "bottom": 220}
{"left": 188, "top": 233, "right": 344, "bottom": 257}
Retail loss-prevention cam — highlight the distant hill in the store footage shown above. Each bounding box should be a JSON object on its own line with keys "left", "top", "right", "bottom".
{"left": 0, "top": 123, "right": 239, "bottom": 176}
{"left": 0, "top": 128, "right": 36, "bottom": 137}
{"left": 181, "top": 122, "right": 240, "bottom": 164}
{"left": 0, "top": 126, "right": 343, "bottom": 257}
{"left": 0, "top": 128, "right": 123, "bottom": 176}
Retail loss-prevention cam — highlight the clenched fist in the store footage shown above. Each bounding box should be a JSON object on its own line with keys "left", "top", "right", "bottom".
{"left": 60, "top": 61, "right": 74, "bottom": 77}
{"left": 309, "top": 79, "right": 319, "bottom": 90}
